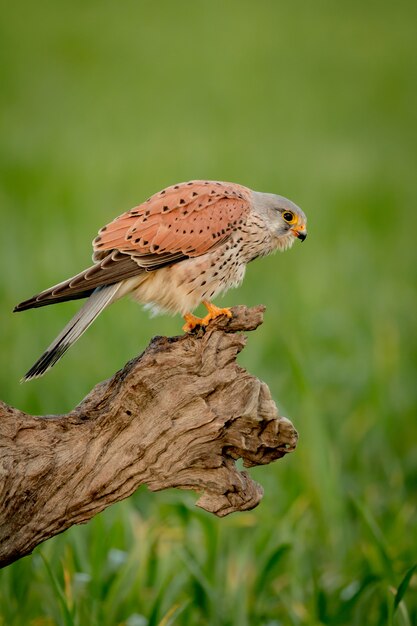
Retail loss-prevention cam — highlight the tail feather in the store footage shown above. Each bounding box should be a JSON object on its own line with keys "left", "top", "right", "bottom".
{"left": 23, "top": 283, "right": 121, "bottom": 381}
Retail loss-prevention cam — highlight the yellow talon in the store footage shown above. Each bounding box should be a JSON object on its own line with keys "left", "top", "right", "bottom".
{"left": 182, "top": 313, "right": 205, "bottom": 333}
{"left": 201, "top": 300, "right": 233, "bottom": 325}
{"left": 183, "top": 302, "right": 233, "bottom": 333}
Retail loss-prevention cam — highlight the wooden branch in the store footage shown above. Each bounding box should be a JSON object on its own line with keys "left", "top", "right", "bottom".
{"left": 0, "top": 305, "right": 298, "bottom": 568}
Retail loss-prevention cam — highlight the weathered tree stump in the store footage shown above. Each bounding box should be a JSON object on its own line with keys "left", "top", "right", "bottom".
{"left": 0, "top": 305, "right": 298, "bottom": 568}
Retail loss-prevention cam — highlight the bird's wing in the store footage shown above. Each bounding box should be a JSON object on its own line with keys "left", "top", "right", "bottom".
{"left": 93, "top": 180, "right": 252, "bottom": 261}
{"left": 14, "top": 181, "right": 252, "bottom": 312}
{"left": 14, "top": 251, "right": 146, "bottom": 311}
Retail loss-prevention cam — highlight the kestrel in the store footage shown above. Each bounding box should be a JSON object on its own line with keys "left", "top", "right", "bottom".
{"left": 14, "top": 180, "right": 307, "bottom": 380}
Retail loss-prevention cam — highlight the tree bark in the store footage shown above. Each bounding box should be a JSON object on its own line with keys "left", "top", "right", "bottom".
{"left": 0, "top": 305, "right": 298, "bottom": 568}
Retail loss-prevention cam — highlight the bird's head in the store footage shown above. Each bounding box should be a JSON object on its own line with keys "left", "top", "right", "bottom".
{"left": 252, "top": 191, "right": 308, "bottom": 251}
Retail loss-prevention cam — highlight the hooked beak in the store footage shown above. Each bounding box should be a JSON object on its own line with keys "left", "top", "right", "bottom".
{"left": 291, "top": 226, "right": 307, "bottom": 242}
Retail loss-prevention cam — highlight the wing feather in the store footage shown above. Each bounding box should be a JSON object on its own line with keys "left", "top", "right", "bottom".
{"left": 93, "top": 180, "right": 251, "bottom": 259}
{"left": 15, "top": 180, "right": 252, "bottom": 313}
{"left": 14, "top": 253, "right": 143, "bottom": 311}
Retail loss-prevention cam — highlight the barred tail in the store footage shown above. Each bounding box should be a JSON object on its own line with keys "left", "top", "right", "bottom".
{"left": 22, "top": 283, "right": 121, "bottom": 381}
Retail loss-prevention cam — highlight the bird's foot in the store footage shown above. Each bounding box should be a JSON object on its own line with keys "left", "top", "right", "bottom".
{"left": 182, "top": 303, "right": 233, "bottom": 333}
{"left": 182, "top": 313, "right": 206, "bottom": 333}
{"left": 201, "top": 301, "right": 233, "bottom": 326}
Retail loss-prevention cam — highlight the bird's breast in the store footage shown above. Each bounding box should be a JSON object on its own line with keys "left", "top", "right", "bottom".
{"left": 130, "top": 239, "right": 247, "bottom": 315}
{"left": 129, "top": 217, "right": 275, "bottom": 315}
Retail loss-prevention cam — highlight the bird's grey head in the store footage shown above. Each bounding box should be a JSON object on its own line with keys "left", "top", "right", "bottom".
{"left": 252, "top": 191, "right": 307, "bottom": 251}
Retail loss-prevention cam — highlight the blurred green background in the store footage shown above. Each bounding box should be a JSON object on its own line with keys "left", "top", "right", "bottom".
{"left": 1, "top": 0, "right": 417, "bottom": 624}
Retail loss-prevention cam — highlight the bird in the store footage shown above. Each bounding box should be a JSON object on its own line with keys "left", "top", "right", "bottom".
{"left": 14, "top": 180, "right": 307, "bottom": 381}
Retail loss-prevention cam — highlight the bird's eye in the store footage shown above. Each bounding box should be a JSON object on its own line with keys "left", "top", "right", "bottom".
{"left": 282, "top": 211, "right": 295, "bottom": 223}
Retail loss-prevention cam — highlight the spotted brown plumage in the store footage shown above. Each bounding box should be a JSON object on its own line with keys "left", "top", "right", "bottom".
{"left": 93, "top": 180, "right": 251, "bottom": 258}
{"left": 14, "top": 180, "right": 307, "bottom": 380}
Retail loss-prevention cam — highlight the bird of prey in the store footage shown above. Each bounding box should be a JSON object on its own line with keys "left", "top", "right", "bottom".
{"left": 14, "top": 180, "right": 307, "bottom": 380}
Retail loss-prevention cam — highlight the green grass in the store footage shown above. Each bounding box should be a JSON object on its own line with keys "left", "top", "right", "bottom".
{"left": 1, "top": 0, "right": 417, "bottom": 624}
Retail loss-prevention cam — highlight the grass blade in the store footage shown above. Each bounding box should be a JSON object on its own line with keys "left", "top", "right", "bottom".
{"left": 39, "top": 553, "right": 74, "bottom": 626}
{"left": 394, "top": 564, "right": 417, "bottom": 611}
{"left": 158, "top": 600, "right": 190, "bottom": 626}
